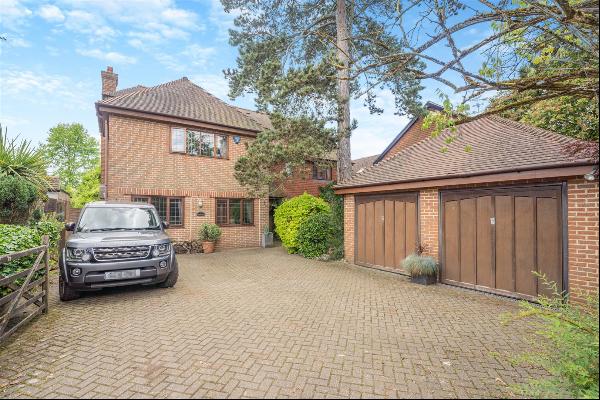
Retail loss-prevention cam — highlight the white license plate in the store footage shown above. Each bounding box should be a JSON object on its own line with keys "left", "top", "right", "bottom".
{"left": 104, "top": 269, "right": 141, "bottom": 280}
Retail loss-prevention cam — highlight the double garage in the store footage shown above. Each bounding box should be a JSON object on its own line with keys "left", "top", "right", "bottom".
{"left": 352, "top": 183, "right": 566, "bottom": 300}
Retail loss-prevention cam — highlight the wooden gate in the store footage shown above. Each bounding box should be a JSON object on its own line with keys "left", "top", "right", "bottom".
{"left": 0, "top": 236, "right": 50, "bottom": 343}
{"left": 440, "top": 184, "right": 565, "bottom": 300}
{"left": 355, "top": 193, "right": 418, "bottom": 271}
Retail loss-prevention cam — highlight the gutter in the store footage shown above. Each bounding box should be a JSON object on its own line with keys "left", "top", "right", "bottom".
{"left": 334, "top": 161, "right": 597, "bottom": 192}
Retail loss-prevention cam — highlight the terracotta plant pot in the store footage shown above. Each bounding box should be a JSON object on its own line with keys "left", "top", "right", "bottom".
{"left": 202, "top": 241, "right": 216, "bottom": 254}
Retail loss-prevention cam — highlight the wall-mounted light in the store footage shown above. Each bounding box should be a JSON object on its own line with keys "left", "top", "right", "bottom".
{"left": 584, "top": 167, "right": 598, "bottom": 182}
{"left": 233, "top": 135, "right": 241, "bottom": 144}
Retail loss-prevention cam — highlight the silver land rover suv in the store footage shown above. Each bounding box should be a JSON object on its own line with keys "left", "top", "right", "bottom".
{"left": 59, "top": 201, "right": 179, "bottom": 301}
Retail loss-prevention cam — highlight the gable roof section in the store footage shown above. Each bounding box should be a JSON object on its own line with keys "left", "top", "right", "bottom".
{"left": 373, "top": 101, "right": 444, "bottom": 164}
{"left": 352, "top": 154, "right": 379, "bottom": 173}
{"left": 336, "top": 116, "right": 594, "bottom": 189}
{"left": 97, "top": 77, "right": 266, "bottom": 132}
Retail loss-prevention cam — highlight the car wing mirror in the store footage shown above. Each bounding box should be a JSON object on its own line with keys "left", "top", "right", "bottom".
{"left": 162, "top": 221, "right": 170, "bottom": 229}
{"left": 65, "top": 222, "right": 76, "bottom": 232}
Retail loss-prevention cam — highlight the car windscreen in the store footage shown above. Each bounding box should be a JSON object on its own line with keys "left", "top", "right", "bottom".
{"left": 77, "top": 207, "right": 160, "bottom": 232}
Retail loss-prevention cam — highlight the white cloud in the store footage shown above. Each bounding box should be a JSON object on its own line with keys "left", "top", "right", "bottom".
{"left": 190, "top": 73, "right": 230, "bottom": 100}
{"left": 350, "top": 90, "right": 412, "bottom": 159}
{"left": 38, "top": 4, "right": 65, "bottom": 22}
{"left": 154, "top": 44, "right": 216, "bottom": 72}
{"left": 0, "top": 0, "right": 33, "bottom": 29}
{"left": 0, "top": 33, "right": 30, "bottom": 48}
{"left": 181, "top": 44, "right": 216, "bottom": 67}
{"left": 209, "top": 0, "right": 239, "bottom": 41}
{"left": 77, "top": 48, "right": 137, "bottom": 64}
{"left": 0, "top": 67, "right": 93, "bottom": 109}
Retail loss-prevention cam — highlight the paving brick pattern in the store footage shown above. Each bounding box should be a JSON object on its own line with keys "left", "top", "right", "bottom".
{"left": 1, "top": 248, "right": 545, "bottom": 398}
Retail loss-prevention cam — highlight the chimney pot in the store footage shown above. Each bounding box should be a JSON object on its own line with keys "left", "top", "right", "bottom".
{"left": 101, "top": 67, "right": 118, "bottom": 99}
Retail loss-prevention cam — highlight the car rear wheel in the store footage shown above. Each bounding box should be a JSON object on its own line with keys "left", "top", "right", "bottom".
{"left": 158, "top": 261, "right": 178, "bottom": 288}
{"left": 59, "top": 274, "right": 81, "bottom": 301}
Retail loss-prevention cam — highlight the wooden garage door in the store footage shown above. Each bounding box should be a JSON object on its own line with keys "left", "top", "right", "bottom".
{"left": 441, "top": 184, "right": 565, "bottom": 299}
{"left": 355, "top": 193, "right": 418, "bottom": 271}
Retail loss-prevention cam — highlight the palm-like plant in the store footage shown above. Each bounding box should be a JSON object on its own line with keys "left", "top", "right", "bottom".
{"left": 0, "top": 124, "right": 49, "bottom": 193}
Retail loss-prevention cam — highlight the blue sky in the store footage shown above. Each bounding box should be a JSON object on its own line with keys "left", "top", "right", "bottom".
{"left": 1, "top": 0, "right": 489, "bottom": 159}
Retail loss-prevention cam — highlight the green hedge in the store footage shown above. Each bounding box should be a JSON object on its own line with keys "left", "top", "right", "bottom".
{"left": 297, "top": 210, "right": 334, "bottom": 258}
{"left": 318, "top": 183, "right": 344, "bottom": 260}
{"left": 274, "top": 193, "right": 330, "bottom": 253}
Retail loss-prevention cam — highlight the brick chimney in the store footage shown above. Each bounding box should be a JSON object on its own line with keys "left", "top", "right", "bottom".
{"left": 101, "top": 66, "right": 118, "bottom": 99}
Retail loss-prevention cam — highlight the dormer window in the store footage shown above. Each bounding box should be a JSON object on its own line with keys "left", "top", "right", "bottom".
{"left": 171, "top": 127, "right": 228, "bottom": 159}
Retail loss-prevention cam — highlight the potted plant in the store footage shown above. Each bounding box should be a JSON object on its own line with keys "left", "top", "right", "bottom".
{"left": 198, "top": 223, "right": 222, "bottom": 254}
{"left": 261, "top": 225, "right": 274, "bottom": 248}
{"left": 402, "top": 254, "right": 438, "bottom": 285}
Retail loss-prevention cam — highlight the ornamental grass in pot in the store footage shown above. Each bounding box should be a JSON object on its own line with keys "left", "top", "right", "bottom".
{"left": 198, "top": 223, "right": 222, "bottom": 254}
{"left": 402, "top": 254, "right": 438, "bottom": 285}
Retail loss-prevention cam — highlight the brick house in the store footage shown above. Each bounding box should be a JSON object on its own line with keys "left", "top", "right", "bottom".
{"left": 95, "top": 67, "right": 334, "bottom": 248}
{"left": 336, "top": 115, "right": 599, "bottom": 300}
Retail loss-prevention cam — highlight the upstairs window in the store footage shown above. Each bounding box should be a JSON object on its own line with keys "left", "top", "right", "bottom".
{"left": 170, "top": 127, "right": 228, "bottom": 159}
{"left": 312, "top": 163, "right": 332, "bottom": 181}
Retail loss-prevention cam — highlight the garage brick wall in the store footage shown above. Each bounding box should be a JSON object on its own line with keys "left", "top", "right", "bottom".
{"left": 419, "top": 189, "right": 439, "bottom": 259}
{"left": 567, "top": 178, "right": 599, "bottom": 297}
{"left": 343, "top": 195, "right": 355, "bottom": 264}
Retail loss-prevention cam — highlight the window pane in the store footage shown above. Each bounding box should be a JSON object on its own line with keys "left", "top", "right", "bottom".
{"left": 216, "top": 199, "right": 228, "bottom": 225}
{"left": 187, "top": 130, "right": 201, "bottom": 155}
{"left": 169, "top": 198, "right": 182, "bottom": 225}
{"left": 151, "top": 197, "right": 167, "bottom": 221}
{"left": 229, "top": 199, "right": 241, "bottom": 225}
{"left": 216, "top": 135, "right": 227, "bottom": 159}
{"left": 243, "top": 200, "right": 253, "bottom": 225}
{"left": 171, "top": 128, "right": 186, "bottom": 152}
{"left": 132, "top": 196, "right": 149, "bottom": 203}
{"left": 200, "top": 133, "right": 214, "bottom": 157}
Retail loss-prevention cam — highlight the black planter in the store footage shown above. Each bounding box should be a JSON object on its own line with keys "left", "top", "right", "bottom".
{"left": 410, "top": 274, "right": 437, "bottom": 285}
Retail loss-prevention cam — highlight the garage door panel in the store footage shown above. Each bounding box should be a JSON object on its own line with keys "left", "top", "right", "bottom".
{"left": 495, "top": 196, "right": 515, "bottom": 292}
{"left": 394, "top": 201, "right": 406, "bottom": 269}
{"left": 374, "top": 201, "right": 385, "bottom": 266}
{"left": 515, "top": 197, "right": 537, "bottom": 297}
{"left": 384, "top": 200, "right": 395, "bottom": 268}
{"left": 444, "top": 201, "right": 460, "bottom": 282}
{"left": 460, "top": 198, "right": 477, "bottom": 285}
{"left": 442, "top": 185, "right": 564, "bottom": 300}
{"left": 365, "top": 202, "right": 375, "bottom": 265}
{"left": 405, "top": 202, "right": 417, "bottom": 256}
{"left": 537, "top": 197, "right": 563, "bottom": 295}
{"left": 476, "top": 196, "right": 494, "bottom": 288}
{"left": 356, "top": 203, "right": 366, "bottom": 264}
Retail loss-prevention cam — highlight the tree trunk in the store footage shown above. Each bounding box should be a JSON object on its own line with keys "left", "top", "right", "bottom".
{"left": 336, "top": 0, "right": 352, "bottom": 183}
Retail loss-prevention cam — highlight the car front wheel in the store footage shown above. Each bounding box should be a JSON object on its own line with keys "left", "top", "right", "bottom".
{"left": 158, "top": 261, "right": 178, "bottom": 288}
{"left": 59, "top": 274, "right": 81, "bottom": 301}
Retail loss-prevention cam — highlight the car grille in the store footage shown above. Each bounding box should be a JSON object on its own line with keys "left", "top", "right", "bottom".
{"left": 93, "top": 246, "right": 151, "bottom": 261}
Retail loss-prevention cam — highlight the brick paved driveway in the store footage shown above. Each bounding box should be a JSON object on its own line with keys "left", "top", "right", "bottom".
{"left": 1, "top": 247, "right": 544, "bottom": 398}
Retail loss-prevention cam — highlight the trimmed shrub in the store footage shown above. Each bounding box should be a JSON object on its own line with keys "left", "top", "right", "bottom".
{"left": 274, "top": 193, "right": 330, "bottom": 253}
{"left": 319, "top": 182, "right": 344, "bottom": 259}
{"left": 198, "top": 223, "right": 222, "bottom": 242}
{"left": 30, "top": 213, "right": 64, "bottom": 264}
{"left": 297, "top": 210, "right": 335, "bottom": 258}
{"left": 402, "top": 254, "right": 438, "bottom": 277}
{"left": 0, "top": 175, "right": 39, "bottom": 224}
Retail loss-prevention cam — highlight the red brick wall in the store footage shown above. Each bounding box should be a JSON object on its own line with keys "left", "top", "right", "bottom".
{"left": 343, "top": 195, "right": 355, "bottom": 264}
{"left": 567, "top": 178, "right": 599, "bottom": 297}
{"left": 104, "top": 114, "right": 269, "bottom": 248}
{"left": 280, "top": 162, "right": 336, "bottom": 198}
{"left": 379, "top": 117, "right": 435, "bottom": 161}
{"left": 419, "top": 189, "right": 439, "bottom": 259}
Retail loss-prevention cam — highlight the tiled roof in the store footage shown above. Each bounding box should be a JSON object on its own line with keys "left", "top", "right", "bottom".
{"left": 97, "top": 78, "right": 266, "bottom": 132}
{"left": 337, "top": 116, "right": 594, "bottom": 189}
{"left": 352, "top": 154, "right": 379, "bottom": 174}
{"left": 233, "top": 107, "right": 273, "bottom": 130}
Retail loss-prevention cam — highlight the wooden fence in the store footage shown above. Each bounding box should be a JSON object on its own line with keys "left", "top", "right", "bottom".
{"left": 0, "top": 236, "right": 50, "bottom": 343}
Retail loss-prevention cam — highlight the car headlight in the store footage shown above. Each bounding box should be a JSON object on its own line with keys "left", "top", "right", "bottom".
{"left": 152, "top": 243, "right": 171, "bottom": 257}
{"left": 66, "top": 247, "right": 91, "bottom": 262}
